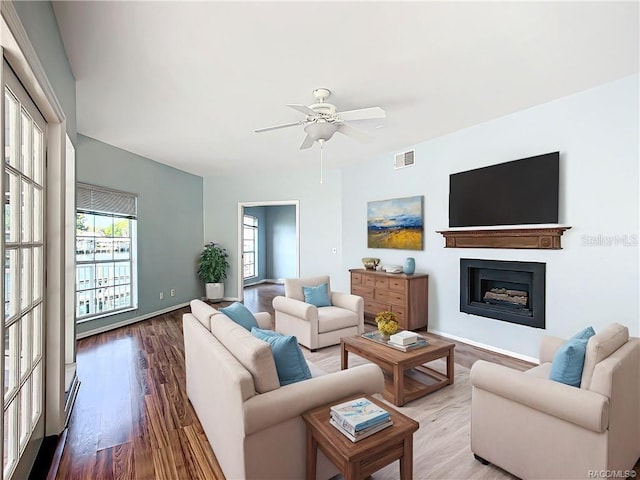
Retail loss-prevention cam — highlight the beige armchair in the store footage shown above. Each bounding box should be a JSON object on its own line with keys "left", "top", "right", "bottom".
{"left": 272, "top": 276, "right": 364, "bottom": 351}
{"left": 470, "top": 323, "right": 640, "bottom": 479}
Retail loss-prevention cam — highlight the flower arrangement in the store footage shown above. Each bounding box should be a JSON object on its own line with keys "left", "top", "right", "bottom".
{"left": 375, "top": 311, "right": 399, "bottom": 337}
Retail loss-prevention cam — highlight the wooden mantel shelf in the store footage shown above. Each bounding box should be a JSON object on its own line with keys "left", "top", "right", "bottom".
{"left": 436, "top": 226, "right": 571, "bottom": 250}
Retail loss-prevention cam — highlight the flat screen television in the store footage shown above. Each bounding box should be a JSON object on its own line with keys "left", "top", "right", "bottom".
{"left": 449, "top": 152, "right": 559, "bottom": 227}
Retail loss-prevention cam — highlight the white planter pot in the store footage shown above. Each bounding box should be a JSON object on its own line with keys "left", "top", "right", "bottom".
{"left": 205, "top": 283, "right": 224, "bottom": 301}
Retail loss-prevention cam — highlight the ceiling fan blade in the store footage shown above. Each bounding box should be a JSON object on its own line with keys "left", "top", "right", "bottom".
{"left": 287, "top": 104, "right": 319, "bottom": 116}
{"left": 299, "top": 134, "right": 315, "bottom": 150}
{"left": 338, "top": 107, "right": 386, "bottom": 121}
{"left": 338, "top": 123, "right": 373, "bottom": 143}
{"left": 254, "top": 122, "right": 300, "bottom": 133}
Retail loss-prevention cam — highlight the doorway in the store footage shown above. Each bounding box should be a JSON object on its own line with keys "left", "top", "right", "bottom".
{"left": 237, "top": 201, "right": 299, "bottom": 302}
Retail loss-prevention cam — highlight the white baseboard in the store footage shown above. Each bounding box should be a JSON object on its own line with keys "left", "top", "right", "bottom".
{"left": 244, "top": 278, "right": 284, "bottom": 287}
{"left": 76, "top": 302, "right": 190, "bottom": 339}
{"left": 199, "top": 296, "right": 240, "bottom": 302}
{"left": 430, "top": 329, "right": 539, "bottom": 365}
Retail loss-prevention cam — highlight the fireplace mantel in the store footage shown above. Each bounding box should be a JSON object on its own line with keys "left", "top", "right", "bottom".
{"left": 437, "top": 226, "right": 571, "bottom": 250}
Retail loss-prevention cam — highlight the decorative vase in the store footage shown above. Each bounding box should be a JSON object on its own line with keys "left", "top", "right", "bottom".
{"left": 403, "top": 257, "right": 415, "bottom": 275}
{"left": 380, "top": 333, "right": 390, "bottom": 341}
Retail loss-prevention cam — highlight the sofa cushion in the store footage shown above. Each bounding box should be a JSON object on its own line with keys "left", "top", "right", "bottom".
{"left": 210, "top": 314, "right": 280, "bottom": 393}
{"left": 549, "top": 327, "right": 595, "bottom": 387}
{"left": 303, "top": 283, "right": 332, "bottom": 307}
{"left": 219, "top": 302, "right": 259, "bottom": 331}
{"left": 581, "top": 323, "right": 629, "bottom": 390}
{"left": 251, "top": 328, "right": 312, "bottom": 386}
{"left": 190, "top": 299, "right": 218, "bottom": 331}
{"left": 318, "top": 307, "right": 359, "bottom": 333}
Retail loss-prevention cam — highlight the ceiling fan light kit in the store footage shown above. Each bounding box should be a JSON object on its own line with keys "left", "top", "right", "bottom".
{"left": 255, "top": 88, "right": 386, "bottom": 182}
{"left": 255, "top": 87, "right": 385, "bottom": 149}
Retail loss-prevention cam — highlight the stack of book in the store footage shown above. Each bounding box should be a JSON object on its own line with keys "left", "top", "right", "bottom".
{"left": 329, "top": 397, "right": 392, "bottom": 442}
{"left": 388, "top": 331, "right": 429, "bottom": 352}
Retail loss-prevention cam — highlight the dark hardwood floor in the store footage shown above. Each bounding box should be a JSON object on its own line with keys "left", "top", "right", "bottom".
{"left": 55, "top": 283, "right": 541, "bottom": 479}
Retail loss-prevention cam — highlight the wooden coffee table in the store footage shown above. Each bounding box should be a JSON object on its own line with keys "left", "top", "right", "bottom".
{"left": 341, "top": 333, "right": 455, "bottom": 406}
{"left": 302, "top": 394, "right": 419, "bottom": 480}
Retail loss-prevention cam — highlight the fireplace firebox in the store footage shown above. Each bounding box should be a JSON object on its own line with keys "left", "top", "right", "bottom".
{"left": 460, "top": 259, "right": 546, "bottom": 329}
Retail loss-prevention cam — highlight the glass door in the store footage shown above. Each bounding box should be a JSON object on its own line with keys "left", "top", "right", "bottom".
{"left": 2, "top": 60, "right": 46, "bottom": 480}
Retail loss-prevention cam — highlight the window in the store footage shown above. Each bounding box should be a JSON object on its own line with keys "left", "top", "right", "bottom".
{"left": 3, "top": 71, "right": 45, "bottom": 480}
{"left": 75, "top": 184, "right": 137, "bottom": 321}
{"left": 243, "top": 214, "right": 258, "bottom": 279}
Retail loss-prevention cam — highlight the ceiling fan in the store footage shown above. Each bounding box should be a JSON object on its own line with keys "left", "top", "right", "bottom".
{"left": 254, "top": 88, "right": 386, "bottom": 150}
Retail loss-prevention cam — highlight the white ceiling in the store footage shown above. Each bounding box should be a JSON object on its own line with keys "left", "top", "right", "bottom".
{"left": 52, "top": 1, "right": 639, "bottom": 178}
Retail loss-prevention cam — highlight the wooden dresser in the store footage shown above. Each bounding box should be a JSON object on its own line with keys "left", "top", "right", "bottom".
{"left": 349, "top": 268, "right": 429, "bottom": 331}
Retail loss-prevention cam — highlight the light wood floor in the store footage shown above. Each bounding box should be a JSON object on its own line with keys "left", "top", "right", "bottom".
{"left": 56, "top": 284, "right": 637, "bottom": 479}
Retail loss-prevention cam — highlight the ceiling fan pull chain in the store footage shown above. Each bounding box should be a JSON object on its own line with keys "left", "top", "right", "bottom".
{"left": 319, "top": 140, "right": 324, "bottom": 184}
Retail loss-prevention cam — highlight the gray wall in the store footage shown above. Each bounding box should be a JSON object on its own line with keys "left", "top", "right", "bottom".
{"left": 266, "top": 205, "right": 296, "bottom": 279}
{"left": 13, "top": 0, "right": 77, "bottom": 144}
{"left": 76, "top": 134, "right": 204, "bottom": 335}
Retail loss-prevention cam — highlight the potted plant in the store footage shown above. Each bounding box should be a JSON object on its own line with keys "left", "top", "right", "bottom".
{"left": 197, "top": 242, "right": 230, "bottom": 301}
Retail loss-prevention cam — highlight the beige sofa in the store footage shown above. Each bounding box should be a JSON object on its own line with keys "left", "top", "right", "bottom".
{"left": 183, "top": 299, "right": 384, "bottom": 480}
{"left": 470, "top": 323, "right": 640, "bottom": 479}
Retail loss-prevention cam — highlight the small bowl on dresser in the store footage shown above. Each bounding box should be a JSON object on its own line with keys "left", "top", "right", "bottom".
{"left": 362, "top": 257, "right": 380, "bottom": 270}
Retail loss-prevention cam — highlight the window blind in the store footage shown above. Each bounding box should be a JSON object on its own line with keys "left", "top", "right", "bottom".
{"left": 76, "top": 183, "right": 137, "bottom": 218}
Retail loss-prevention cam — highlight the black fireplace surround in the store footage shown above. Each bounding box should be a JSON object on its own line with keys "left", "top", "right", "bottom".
{"left": 460, "top": 259, "right": 546, "bottom": 329}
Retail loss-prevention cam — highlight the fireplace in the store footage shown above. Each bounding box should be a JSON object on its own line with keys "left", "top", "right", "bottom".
{"left": 460, "top": 259, "right": 546, "bottom": 329}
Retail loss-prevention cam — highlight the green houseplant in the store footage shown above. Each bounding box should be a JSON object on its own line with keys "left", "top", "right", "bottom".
{"left": 197, "top": 242, "right": 230, "bottom": 301}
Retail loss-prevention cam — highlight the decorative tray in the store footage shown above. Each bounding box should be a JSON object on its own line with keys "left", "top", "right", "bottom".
{"left": 361, "top": 331, "right": 429, "bottom": 352}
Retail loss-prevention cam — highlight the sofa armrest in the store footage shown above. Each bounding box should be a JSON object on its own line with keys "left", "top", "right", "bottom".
{"left": 243, "top": 363, "right": 384, "bottom": 435}
{"left": 272, "top": 296, "right": 317, "bottom": 322}
{"left": 539, "top": 335, "right": 566, "bottom": 364}
{"left": 253, "top": 312, "right": 273, "bottom": 329}
{"left": 331, "top": 291, "right": 363, "bottom": 313}
{"left": 471, "top": 360, "right": 609, "bottom": 432}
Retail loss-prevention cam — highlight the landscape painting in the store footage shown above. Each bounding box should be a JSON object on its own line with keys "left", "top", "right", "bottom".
{"left": 367, "top": 196, "right": 424, "bottom": 250}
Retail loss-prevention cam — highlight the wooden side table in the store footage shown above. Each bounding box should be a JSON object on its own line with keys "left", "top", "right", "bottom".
{"left": 302, "top": 394, "right": 419, "bottom": 480}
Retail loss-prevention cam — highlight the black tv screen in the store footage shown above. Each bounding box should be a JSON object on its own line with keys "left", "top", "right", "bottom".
{"left": 449, "top": 152, "right": 559, "bottom": 227}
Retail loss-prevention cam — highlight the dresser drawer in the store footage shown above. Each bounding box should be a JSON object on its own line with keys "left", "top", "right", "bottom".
{"left": 387, "top": 291, "right": 406, "bottom": 306}
{"left": 352, "top": 284, "right": 374, "bottom": 299}
{"left": 351, "top": 272, "right": 362, "bottom": 284}
{"left": 391, "top": 305, "right": 406, "bottom": 321}
{"left": 389, "top": 277, "right": 407, "bottom": 292}
{"left": 374, "top": 277, "right": 389, "bottom": 289}
{"left": 363, "top": 275, "right": 376, "bottom": 287}
{"left": 364, "top": 299, "right": 388, "bottom": 316}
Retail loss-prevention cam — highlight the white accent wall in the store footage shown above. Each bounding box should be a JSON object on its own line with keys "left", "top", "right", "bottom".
{"left": 342, "top": 74, "right": 639, "bottom": 359}
{"left": 202, "top": 75, "right": 638, "bottom": 359}
{"left": 203, "top": 169, "right": 343, "bottom": 299}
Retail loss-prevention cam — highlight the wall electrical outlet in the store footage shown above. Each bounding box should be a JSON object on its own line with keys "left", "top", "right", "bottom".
{"left": 170, "top": 289, "right": 176, "bottom": 297}
{"left": 159, "top": 292, "right": 164, "bottom": 300}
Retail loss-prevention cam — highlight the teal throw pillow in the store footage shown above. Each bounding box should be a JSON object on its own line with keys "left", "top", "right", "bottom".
{"left": 219, "top": 302, "right": 259, "bottom": 331}
{"left": 251, "top": 328, "right": 312, "bottom": 386}
{"left": 571, "top": 326, "right": 596, "bottom": 340}
{"left": 549, "top": 326, "right": 595, "bottom": 387}
{"left": 302, "top": 283, "right": 332, "bottom": 307}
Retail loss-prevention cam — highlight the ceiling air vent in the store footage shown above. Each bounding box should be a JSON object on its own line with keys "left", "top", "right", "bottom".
{"left": 394, "top": 150, "right": 415, "bottom": 170}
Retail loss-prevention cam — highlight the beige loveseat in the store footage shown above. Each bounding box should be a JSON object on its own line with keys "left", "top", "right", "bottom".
{"left": 470, "top": 323, "right": 640, "bottom": 479}
{"left": 183, "top": 299, "right": 384, "bottom": 480}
